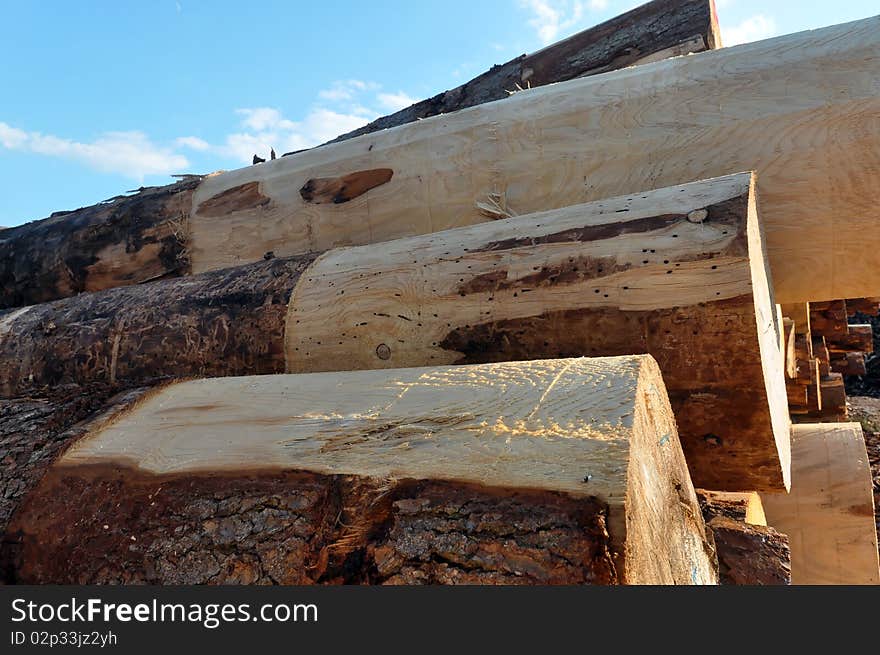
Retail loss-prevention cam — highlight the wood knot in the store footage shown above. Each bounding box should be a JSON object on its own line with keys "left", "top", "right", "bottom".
{"left": 376, "top": 344, "right": 392, "bottom": 360}
{"left": 687, "top": 209, "right": 709, "bottom": 223}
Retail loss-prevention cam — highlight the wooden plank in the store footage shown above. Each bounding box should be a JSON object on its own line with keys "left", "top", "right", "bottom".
{"left": 697, "top": 491, "right": 790, "bottom": 586}
{"left": 7, "top": 356, "right": 718, "bottom": 585}
{"left": 285, "top": 173, "right": 790, "bottom": 491}
{"left": 0, "top": 2, "right": 720, "bottom": 312}
{"left": 783, "top": 317, "right": 797, "bottom": 379}
{"left": 321, "top": 0, "right": 720, "bottom": 146}
{"left": 186, "top": 17, "right": 880, "bottom": 304}
{"left": 761, "top": 423, "right": 880, "bottom": 585}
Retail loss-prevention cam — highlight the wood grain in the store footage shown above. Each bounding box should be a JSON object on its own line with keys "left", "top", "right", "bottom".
{"left": 761, "top": 423, "right": 880, "bottom": 585}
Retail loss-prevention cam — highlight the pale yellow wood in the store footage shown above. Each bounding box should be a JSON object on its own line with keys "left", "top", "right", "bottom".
{"left": 58, "top": 356, "right": 717, "bottom": 585}
{"left": 782, "top": 303, "right": 811, "bottom": 335}
{"left": 761, "top": 423, "right": 880, "bottom": 585}
{"left": 284, "top": 173, "right": 790, "bottom": 491}
{"left": 188, "top": 16, "right": 880, "bottom": 304}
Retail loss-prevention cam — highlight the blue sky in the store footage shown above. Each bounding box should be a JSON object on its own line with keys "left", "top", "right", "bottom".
{"left": 1, "top": 0, "right": 877, "bottom": 227}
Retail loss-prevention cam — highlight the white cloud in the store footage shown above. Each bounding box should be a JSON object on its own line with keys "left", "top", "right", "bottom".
{"left": 723, "top": 14, "right": 777, "bottom": 47}
{"left": 0, "top": 122, "right": 188, "bottom": 180}
{"left": 318, "top": 79, "right": 378, "bottom": 102}
{"left": 175, "top": 136, "right": 210, "bottom": 151}
{"left": 377, "top": 92, "right": 417, "bottom": 111}
{"left": 221, "top": 106, "right": 375, "bottom": 162}
{"left": 519, "top": 0, "right": 588, "bottom": 44}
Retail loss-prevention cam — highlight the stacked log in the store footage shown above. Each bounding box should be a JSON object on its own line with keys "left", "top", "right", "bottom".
{"left": 0, "top": 174, "right": 790, "bottom": 492}
{"left": 0, "top": 0, "right": 721, "bottom": 310}
{"left": 781, "top": 299, "right": 879, "bottom": 421}
{"left": 6, "top": 3, "right": 880, "bottom": 587}
{"left": 2, "top": 15, "right": 880, "bottom": 307}
{"left": 4, "top": 357, "right": 719, "bottom": 585}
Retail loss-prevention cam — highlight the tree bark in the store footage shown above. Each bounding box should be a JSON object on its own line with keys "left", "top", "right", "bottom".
{"left": 696, "top": 490, "right": 791, "bottom": 585}
{"left": 0, "top": 255, "right": 315, "bottom": 397}
{"left": 0, "top": 177, "right": 200, "bottom": 309}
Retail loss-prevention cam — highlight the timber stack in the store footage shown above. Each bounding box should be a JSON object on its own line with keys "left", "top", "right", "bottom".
{"left": 1, "top": 0, "right": 879, "bottom": 585}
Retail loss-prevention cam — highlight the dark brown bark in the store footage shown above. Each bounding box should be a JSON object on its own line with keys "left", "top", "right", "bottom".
{"left": 318, "top": 0, "right": 719, "bottom": 148}
{"left": 0, "top": 177, "right": 201, "bottom": 309}
{"left": 697, "top": 491, "right": 791, "bottom": 585}
{"left": 5, "top": 469, "right": 615, "bottom": 585}
{"left": 0, "top": 254, "right": 316, "bottom": 398}
{"left": 0, "top": 385, "right": 151, "bottom": 582}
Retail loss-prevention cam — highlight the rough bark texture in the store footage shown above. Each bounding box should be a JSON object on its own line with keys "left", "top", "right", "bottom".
{"left": 318, "top": 0, "right": 718, "bottom": 147}
{"left": 697, "top": 490, "right": 791, "bottom": 585}
{"left": 706, "top": 516, "right": 791, "bottom": 586}
{"left": 4, "top": 471, "right": 616, "bottom": 585}
{"left": 0, "top": 385, "right": 150, "bottom": 580}
{"left": 0, "top": 178, "right": 201, "bottom": 309}
{"left": 0, "top": 255, "right": 316, "bottom": 398}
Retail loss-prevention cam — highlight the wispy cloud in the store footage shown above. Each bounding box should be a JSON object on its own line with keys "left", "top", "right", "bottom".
{"left": 0, "top": 122, "right": 188, "bottom": 180}
{"left": 175, "top": 136, "right": 210, "bottom": 151}
{"left": 0, "top": 77, "right": 419, "bottom": 177}
{"left": 377, "top": 91, "right": 417, "bottom": 111}
{"left": 723, "top": 14, "right": 777, "bottom": 47}
{"left": 221, "top": 107, "right": 374, "bottom": 162}
{"left": 519, "top": 0, "right": 611, "bottom": 45}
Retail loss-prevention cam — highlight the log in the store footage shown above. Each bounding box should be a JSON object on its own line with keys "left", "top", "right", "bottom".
{"left": 847, "top": 297, "right": 880, "bottom": 317}
{"left": 828, "top": 324, "right": 873, "bottom": 354}
{"left": 285, "top": 172, "right": 790, "bottom": 491}
{"left": 761, "top": 424, "right": 880, "bottom": 585}
{"left": 0, "top": 177, "right": 201, "bottom": 309}
{"left": 696, "top": 491, "right": 791, "bottom": 586}
{"left": 321, "top": 0, "right": 720, "bottom": 146}
{"left": 5, "top": 357, "right": 718, "bottom": 585}
{"left": 0, "top": 1, "right": 721, "bottom": 311}
{"left": 0, "top": 256, "right": 316, "bottom": 398}
{"left": 809, "top": 301, "right": 849, "bottom": 339}
{"left": 830, "top": 351, "right": 867, "bottom": 377}
{"left": 0, "top": 174, "right": 791, "bottom": 491}
{"left": 185, "top": 17, "right": 880, "bottom": 304}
